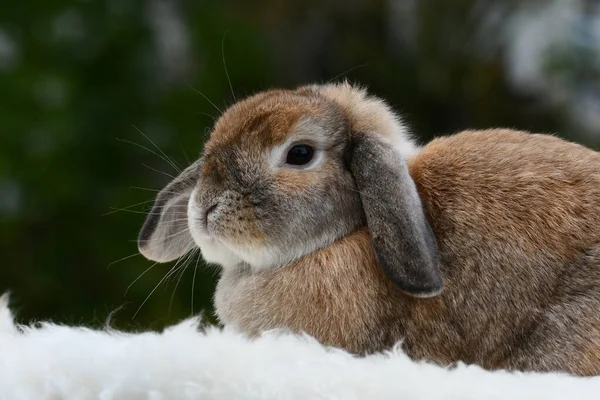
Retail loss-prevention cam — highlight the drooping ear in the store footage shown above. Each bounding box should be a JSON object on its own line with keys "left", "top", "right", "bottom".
{"left": 138, "top": 161, "right": 200, "bottom": 262}
{"left": 349, "top": 133, "right": 443, "bottom": 297}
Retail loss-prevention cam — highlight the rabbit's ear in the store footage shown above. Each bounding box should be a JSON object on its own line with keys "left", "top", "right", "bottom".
{"left": 349, "top": 134, "right": 443, "bottom": 297}
{"left": 138, "top": 161, "right": 200, "bottom": 262}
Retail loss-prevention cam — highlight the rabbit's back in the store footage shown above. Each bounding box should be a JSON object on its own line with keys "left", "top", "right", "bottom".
{"left": 406, "top": 129, "right": 600, "bottom": 375}
{"left": 410, "top": 129, "right": 600, "bottom": 251}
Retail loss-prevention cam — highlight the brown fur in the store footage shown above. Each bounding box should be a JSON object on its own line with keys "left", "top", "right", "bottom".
{"left": 140, "top": 83, "right": 600, "bottom": 376}
{"left": 206, "top": 90, "right": 325, "bottom": 151}
{"left": 216, "top": 128, "right": 600, "bottom": 376}
{"left": 216, "top": 229, "right": 393, "bottom": 354}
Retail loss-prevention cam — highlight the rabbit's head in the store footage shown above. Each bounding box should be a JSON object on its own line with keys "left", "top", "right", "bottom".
{"left": 138, "top": 83, "right": 442, "bottom": 297}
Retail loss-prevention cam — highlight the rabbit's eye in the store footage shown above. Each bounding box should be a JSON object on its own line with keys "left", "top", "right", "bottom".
{"left": 286, "top": 144, "right": 314, "bottom": 166}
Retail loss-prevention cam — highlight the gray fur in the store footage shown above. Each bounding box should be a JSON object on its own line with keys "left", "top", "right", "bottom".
{"left": 137, "top": 160, "right": 200, "bottom": 262}
{"left": 193, "top": 108, "right": 366, "bottom": 269}
{"left": 349, "top": 133, "right": 442, "bottom": 297}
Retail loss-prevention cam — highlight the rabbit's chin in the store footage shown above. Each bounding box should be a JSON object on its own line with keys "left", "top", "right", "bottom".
{"left": 190, "top": 231, "right": 293, "bottom": 272}
{"left": 192, "top": 235, "right": 243, "bottom": 269}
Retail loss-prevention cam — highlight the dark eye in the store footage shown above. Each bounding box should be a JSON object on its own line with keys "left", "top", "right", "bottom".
{"left": 286, "top": 144, "right": 314, "bottom": 166}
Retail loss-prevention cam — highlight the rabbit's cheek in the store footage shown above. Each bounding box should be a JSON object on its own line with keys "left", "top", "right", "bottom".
{"left": 273, "top": 164, "right": 333, "bottom": 194}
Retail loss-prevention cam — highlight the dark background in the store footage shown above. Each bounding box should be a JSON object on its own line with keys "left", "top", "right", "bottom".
{"left": 1, "top": 0, "right": 599, "bottom": 329}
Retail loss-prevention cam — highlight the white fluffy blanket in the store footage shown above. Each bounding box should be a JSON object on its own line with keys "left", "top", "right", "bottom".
{"left": 0, "top": 295, "right": 598, "bottom": 399}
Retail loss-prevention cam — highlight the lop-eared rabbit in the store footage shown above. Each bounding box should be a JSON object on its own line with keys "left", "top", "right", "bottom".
{"left": 138, "top": 83, "right": 600, "bottom": 376}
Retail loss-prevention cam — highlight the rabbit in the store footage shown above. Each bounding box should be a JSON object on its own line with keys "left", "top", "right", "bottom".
{"left": 137, "top": 82, "right": 600, "bottom": 376}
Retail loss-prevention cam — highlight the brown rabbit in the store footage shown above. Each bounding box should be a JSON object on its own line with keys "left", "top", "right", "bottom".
{"left": 138, "top": 82, "right": 600, "bottom": 376}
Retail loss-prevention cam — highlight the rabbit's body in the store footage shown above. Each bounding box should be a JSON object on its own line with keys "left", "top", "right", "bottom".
{"left": 216, "top": 129, "right": 600, "bottom": 375}
{"left": 138, "top": 83, "right": 600, "bottom": 375}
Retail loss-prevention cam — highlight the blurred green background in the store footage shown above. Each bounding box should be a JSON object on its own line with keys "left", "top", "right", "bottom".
{"left": 1, "top": 0, "right": 599, "bottom": 330}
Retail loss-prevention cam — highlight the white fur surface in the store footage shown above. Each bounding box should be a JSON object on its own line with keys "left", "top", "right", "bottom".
{"left": 0, "top": 295, "right": 598, "bottom": 400}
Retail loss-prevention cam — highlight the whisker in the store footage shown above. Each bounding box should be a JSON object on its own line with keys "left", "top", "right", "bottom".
{"left": 140, "top": 228, "right": 192, "bottom": 246}
{"left": 132, "top": 125, "right": 182, "bottom": 173}
{"left": 128, "top": 186, "right": 190, "bottom": 197}
{"left": 222, "top": 29, "right": 236, "bottom": 102}
{"left": 125, "top": 261, "right": 159, "bottom": 296}
{"left": 191, "top": 253, "right": 200, "bottom": 315}
{"left": 153, "top": 218, "right": 190, "bottom": 224}
{"left": 129, "top": 186, "right": 162, "bottom": 193}
{"left": 105, "top": 208, "right": 186, "bottom": 215}
{"left": 193, "top": 111, "right": 217, "bottom": 121}
{"left": 142, "top": 163, "right": 178, "bottom": 180}
{"left": 145, "top": 217, "right": 190, "bottom": 223}
{"left": 203, "top": 127, "right": 211, "bottom": 141}
{"left": 132, "top": 252, "right": 191, "bottom": 319}
{"left": 108, "top": 252, "right": 142, "bottom": 268}
{"left": 117, "top": 138, "right": 181, "bottom": 174}
{"left": 168, "top": 270, "right": 184, "bottom": 312}
{"left": 189, "top": 85, "right": 222, "bottom": 114}
{"left": 132, "top": 273, "right": 170, "bottom": 319}
{"left": 130, "top": 227, "right": 193, "bottom": 248}
{"left": 171, "top": 248, "right": 197, "bottom": 285}
{"left": 169, "top": 249, "right": 198, "bottom": 315}
{"left": 327, "top": 62, "right": 370, "bottom": 83}
{"left": 102, "top": 199, "right": 157, "bottom": 216}
{"left": 163, "top": 250, "right": 197, "bottom": 288}
{"left": 180, "top": 142, "right": 191, "bottom": 166}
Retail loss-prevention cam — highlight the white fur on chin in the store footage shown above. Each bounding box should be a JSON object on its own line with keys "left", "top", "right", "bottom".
{"left": 187, "top": 188, "right": 307, "bottom": 272}
{"left": 0, "top": 294, "right": 598, "bottom": 400}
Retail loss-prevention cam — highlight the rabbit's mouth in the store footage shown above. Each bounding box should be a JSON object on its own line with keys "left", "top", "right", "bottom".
{"left": 187, "top": 189, "right": 240, "bottom": 269}
{"left": 187, "top": 187, "right": 274, "bottom": 270}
